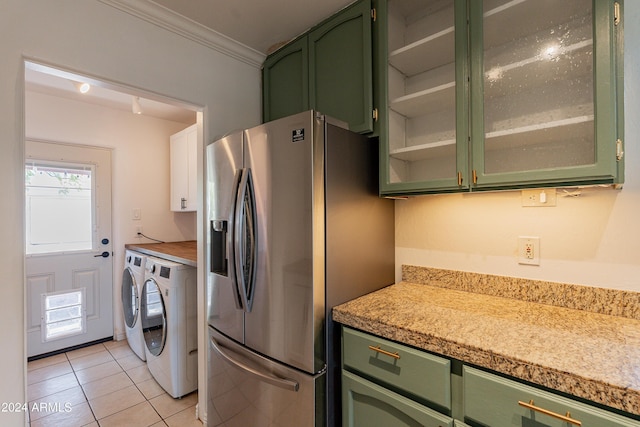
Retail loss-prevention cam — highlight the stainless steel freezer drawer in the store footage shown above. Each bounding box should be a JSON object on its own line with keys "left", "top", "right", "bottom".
{"left": 207, "top": 327, "right": 325, "bottom": 427}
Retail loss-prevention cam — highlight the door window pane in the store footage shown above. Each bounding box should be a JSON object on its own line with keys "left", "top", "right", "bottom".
{"left": 482, "top": 0, "right": 594, "bottom": 174}
{"left": 41, "top": 289, "right": 86, "bottom": 342}
{"left": 26, "top": 162, "right": 94, "bottom": 254}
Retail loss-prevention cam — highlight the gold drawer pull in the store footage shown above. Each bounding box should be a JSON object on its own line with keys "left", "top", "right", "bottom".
{"left": 518, "top": 400, "right": 582, "bottom": 426}
{"left": 368, "top": 345, "right": 400, "bottom": 360}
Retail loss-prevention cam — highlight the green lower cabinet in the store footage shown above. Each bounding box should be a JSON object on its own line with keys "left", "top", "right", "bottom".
{"left": 342, "top": 326, "right": 451, "bottom": 412}
{"left": 343, "top": 370, "right": 454, "bottom": 427}
{"left": 463, "top": 366, "right": 640, "bottom": 427}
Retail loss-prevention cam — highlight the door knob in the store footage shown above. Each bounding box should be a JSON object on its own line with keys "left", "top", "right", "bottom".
{"left": 94, "top": 251, "right": 110, "bottom": 258}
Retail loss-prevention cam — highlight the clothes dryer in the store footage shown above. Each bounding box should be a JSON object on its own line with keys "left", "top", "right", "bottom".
{"left": 121, "top": 250, "right": 147, "bottom": 361}
{"left": 141, "top": 256, "right": 197, "bottom": 398}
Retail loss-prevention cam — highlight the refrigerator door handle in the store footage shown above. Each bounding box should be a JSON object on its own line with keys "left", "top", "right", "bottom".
{"left": 233, "top": 168, "right": 257, "bottom": 313}
{"left": 210, "top": 335, "right": 299, "bottom": 392}
{"left": 227, "top": 169, "right": 244, "bottom": 310}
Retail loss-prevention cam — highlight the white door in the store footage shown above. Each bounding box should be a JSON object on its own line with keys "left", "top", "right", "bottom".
{"left": 25, "top": 140, "right": 113, "bottom": 358}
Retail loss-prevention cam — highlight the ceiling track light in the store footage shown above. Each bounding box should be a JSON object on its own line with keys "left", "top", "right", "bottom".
{"left": 73, "top": 81, "right": 91, "bottom": 94}
{"left": 132, "top": 96, "right": 143, "bottom": 115}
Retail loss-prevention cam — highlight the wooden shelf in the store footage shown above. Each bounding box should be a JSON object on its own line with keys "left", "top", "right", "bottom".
{"left": 390, "top": 138, "right": 456, "bottom": 162}
{"left": 484, "top": 0, "right": 590, "bottom": 50}
{"left": 485, "top": 115, "right": 594, "bottom": 150}
{"left": 389, "top": 115, "right": 593, "bottom": 162}
{"left": 389, "top": 26, "right": 455, "bottom": 76}
{"left": 390, "top": 81, "right": 455, "bottom": 118}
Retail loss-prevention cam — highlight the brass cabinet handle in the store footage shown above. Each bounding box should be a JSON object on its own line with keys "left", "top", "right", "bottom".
{"left": 518, "top": 400, "right": 582, "bottom": 426}
{"left": 368, "top": 345, "right": 400, "bottom": 360}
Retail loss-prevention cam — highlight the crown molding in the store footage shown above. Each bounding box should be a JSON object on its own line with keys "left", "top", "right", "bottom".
{"left": 99, "top": 0, "right": 266, "bottom": 68}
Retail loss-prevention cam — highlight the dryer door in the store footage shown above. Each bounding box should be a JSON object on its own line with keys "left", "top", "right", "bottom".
{"left": 141, "top": 278, "right": 166, "bottom": 356}
{"left": 121, "top": 267, "right": 138, "bottom": 328}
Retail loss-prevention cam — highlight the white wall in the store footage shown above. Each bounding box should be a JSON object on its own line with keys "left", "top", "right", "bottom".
{"left": 26, "top": 90, "right": 197, "bottom": 340}
{"left": 396, "top": 2, "right": 640, "bottom": 292}
{"left": 1, "top": 0, "right": 262, "bottom": 424}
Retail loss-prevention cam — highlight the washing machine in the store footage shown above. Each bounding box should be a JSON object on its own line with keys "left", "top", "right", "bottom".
{"left": 121, "top": 250, "right": 147, "bottom": 361}
{"left": 141, "top": 256, "right": 197, "bottom": 398}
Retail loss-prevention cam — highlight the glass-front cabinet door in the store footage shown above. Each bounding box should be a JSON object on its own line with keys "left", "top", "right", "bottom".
{"left": 382, "top": 0, "right": 469, "bottom": 193}
{"left": 470, "top": 0, "right": 622, "bottom": 189}
{"left": 379, "top": 0, "right": 623, "bottom": 195}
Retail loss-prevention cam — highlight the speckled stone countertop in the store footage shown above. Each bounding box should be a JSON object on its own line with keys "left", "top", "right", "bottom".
{"left": 333, "top": 267, "right": 640, "bottom": 416}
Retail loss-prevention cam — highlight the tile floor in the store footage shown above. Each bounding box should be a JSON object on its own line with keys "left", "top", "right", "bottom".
{"left": 27, "top": 340, "right": 203, "bottom": 427}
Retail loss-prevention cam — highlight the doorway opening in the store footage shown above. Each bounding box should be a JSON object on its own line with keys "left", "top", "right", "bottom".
{"left": 23, "top": 61, "right": 203, "bottom": 422}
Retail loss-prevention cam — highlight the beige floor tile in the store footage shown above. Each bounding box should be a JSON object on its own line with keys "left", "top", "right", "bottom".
{"left": 66, "top": 343, "right": 107, "bottom": 360}
{"left": 117, "top": 353, "right": 146, "bottom": 371}
{"left": 75, "top": 360, "right": 123, "bottom": 385}
{"left": 150, "top": 422, "right": 168, "bottom": 427}
{"left": 136, "top": 378, "right": 166, "bottom": 400}
{"left": 126, "top": 364, "right": 153, "bottom": 384}
{"left": 206, "top": 405, "right": 223, "bottom": 427}
{"left": 28, "top": 372, "right": 80, "bottom": 402}
{"left": 82, "top": 422, "right": 99, "bottom": 427}
{"left": 97, "top": 401, "right": 162, "bottom": 427}
{"left": 107, "top": 342, "right": 137, "bottom": 360}
{"left": 81, "top": 371, "right": 134, "bottom": 400}
{"left": 28, "top": 353, "right": 68, "bottom": 371}
{"left": 89, "top": 384, "right": 146, "bottom": 420}
{"left": 69, "top": 349, "right": 115, "bottom": 371}
{"left": 29, "top": 385, "right": 86, "bottom": 421}
{"left": 103, "top": 339, "right": 128, "bottom": 351}
{"left": 164, "top": 405, "right": 203, "bottom": 427}
{"left": 28, "top": 360, "right": 73, "bottom": 385}
{"left": 30, "top": 401, "right": 95, "bottom": 427}
{"left": 149, "top": 391, "right": 198, "bottom": 419}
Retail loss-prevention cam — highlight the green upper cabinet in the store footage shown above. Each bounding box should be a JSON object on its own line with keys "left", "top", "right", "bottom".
{"left": 262, "top": 37, "right": 309, "bottom": 122}
{"left": 262, "top": 0, "right": 375, "bottom": 134}
{"left": 378, "top": 0, "right": 624, "bottom": 196}
{"left": 309, "top": 0, "right": 373, "bottom": 133}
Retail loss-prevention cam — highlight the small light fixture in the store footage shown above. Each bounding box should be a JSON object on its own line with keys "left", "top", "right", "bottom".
{"left": 73, "top": 81, "right": 91, "bottom": 94}
{"left": 132, "top": 96, "right": 143, "bottom": 115}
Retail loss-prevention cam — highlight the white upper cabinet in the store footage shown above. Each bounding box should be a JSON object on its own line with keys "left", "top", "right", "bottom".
{"left": 170, "top": 124, "right": 197, "bottom": 212}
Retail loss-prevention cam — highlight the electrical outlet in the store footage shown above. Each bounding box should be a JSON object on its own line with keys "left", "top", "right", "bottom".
{"left": 522, "top": 189, "right": 556, "bottom": 207}
{"left": 135, "top": 226, "right": 143, "bottom": 238}
{"left": 518, "top": 236, "right": 540, "bottom": 265}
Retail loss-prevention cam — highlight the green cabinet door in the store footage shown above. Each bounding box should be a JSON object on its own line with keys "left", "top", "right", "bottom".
{"left": 464, "top": 366, "right": 640, "bottom": 427}
{"left": 262, "top": 36, "right": 309, "bottom": 122}
{"left": 378, "top": 0, "right": 624, "bottom": 196}
{"left": 468, "top": 0, "right": 623, "bottom": 190}
{"left": 343, "top": 370, "right": 454, "bottom": 427}
{"left": 308, "top": 0, "right": 374, "bottom": 133}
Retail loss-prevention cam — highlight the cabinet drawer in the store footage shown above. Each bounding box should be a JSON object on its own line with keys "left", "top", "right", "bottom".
{"left": 342, "top": 327, "right": 451, "bottom": 410}
{"left": 342, "top": 370, "right": 453, "bottom": 427}
{"left": 464, "top": 366, "right": 640, "bottom": 427}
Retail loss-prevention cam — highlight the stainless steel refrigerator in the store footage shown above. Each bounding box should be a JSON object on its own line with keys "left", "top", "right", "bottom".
{"left": 206, "top": 110, "right": 394, "bottom": 427}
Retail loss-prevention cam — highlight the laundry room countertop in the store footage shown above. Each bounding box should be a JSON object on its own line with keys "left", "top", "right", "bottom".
{"left": 125, "top": 240, "right": 197, "bottom": 267}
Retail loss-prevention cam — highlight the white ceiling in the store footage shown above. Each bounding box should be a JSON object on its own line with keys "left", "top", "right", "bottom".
{"left": 151, "top": 0, "right": 356, "bottom": 54}
{"left": 25, "top": 0, "right": 355, "bottom": 123}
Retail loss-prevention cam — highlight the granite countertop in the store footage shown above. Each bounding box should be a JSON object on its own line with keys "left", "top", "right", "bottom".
{"left": 125, "top": 240, "right": 197, "bottom": 267}
{"left": 333, "top": 280, "right": 640, "bottom": 416}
